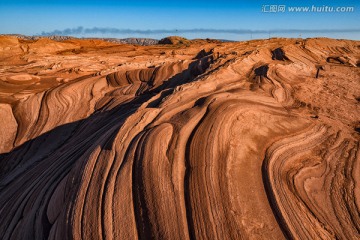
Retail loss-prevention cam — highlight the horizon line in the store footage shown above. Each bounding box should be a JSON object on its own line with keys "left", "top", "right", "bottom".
{"left": 38, "top": 26, "right": 360, "bottom": 36}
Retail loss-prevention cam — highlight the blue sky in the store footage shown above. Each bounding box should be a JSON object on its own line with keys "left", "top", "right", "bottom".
{"left": 0, "top": 0, "right": 359, "bottom": 40}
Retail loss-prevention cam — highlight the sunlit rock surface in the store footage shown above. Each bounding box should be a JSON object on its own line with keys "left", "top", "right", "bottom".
{"left": 0, "top": 36, "right": 359, "bottom": 239}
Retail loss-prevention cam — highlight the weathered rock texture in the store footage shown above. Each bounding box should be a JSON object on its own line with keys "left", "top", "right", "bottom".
{"left": 0, "top": 36, "right": 359, "bottom": 240}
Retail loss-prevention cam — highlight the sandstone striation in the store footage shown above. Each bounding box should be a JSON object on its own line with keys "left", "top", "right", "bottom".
{"left": 0, "top": 36, "right": 359, "bottom": 239}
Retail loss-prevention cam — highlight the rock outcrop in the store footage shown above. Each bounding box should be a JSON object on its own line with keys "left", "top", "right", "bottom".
{"left": 0, "top": 36, "right": 359, "bottom": 240}
{"left": 159, "top": 36, "right": 191, "bottom": 45}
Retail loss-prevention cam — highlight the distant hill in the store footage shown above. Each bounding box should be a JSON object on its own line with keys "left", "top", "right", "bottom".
{"left": 0, "top": 34, "right": 159, "bottom": 46}
{"left": 0, "top": 34, "right": 234, "bottom": 45}
{"left": 101, "top": 37, "right": 159, "bottom": 46}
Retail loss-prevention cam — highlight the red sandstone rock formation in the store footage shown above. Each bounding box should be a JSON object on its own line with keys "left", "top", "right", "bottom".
{"left": 0, "top": 36, "right": 359, "bottom": 239}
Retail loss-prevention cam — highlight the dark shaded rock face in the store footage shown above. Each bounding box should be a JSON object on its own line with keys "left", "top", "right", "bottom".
{"left": 255, "top": 65, "right": 269, "bottom": 77}
{"left": 271, "top": 48, "right": 289, "bottom": 61}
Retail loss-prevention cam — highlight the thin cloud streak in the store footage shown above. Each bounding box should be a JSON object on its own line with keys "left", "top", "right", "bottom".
{"left": 40, "top": 26, "right": 360, "bottom": 36}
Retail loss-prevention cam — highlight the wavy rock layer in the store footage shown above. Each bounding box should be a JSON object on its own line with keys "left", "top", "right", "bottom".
{"left": 0, "top": 37, "right": 359, "bottom": 240}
